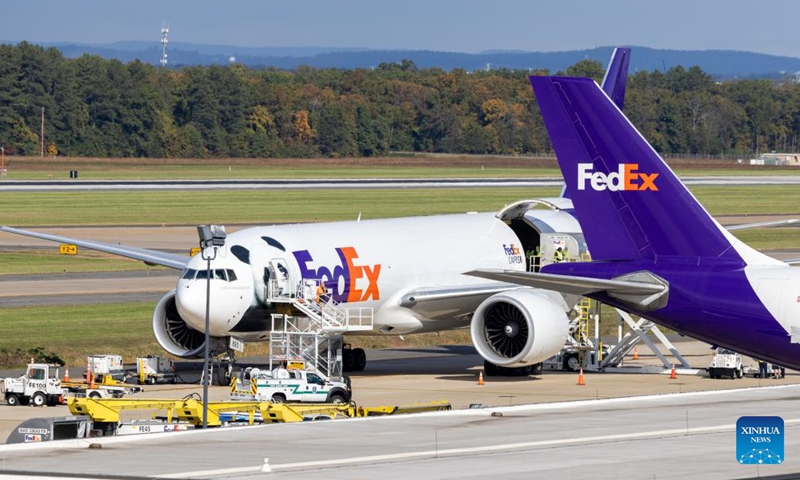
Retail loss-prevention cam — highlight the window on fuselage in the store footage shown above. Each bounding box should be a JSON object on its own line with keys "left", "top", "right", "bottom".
{"left": 213, "top": 269, "right": 227, "bottom": 281}
{"left": 226, "top": 269, "right": 237, "bottom": 282}
{"left": 196, "top": 270, "right": 208, "bottom": 280}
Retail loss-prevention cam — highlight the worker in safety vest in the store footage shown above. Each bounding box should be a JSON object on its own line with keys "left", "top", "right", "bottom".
{"left": 316, "top": 281, "right": 329, "bottom": 303}
{"left": 553, "top": 247, "right": 564, "bottom": 263}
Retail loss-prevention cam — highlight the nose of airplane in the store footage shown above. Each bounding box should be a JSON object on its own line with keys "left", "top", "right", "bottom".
{"left": 175, "top": 267, "right": 254, "bottom": 337}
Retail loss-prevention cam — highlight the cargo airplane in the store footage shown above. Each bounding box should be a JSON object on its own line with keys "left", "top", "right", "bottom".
{"left": 1, "top": 50, "right": 636, "bottom": 376}
{"left": 469, "top": 74, "right": 800, "bottom": 370}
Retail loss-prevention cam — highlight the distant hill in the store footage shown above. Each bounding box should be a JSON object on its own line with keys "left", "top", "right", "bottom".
{"left": 3, "top": 40, "right": 800, "bottom": 78}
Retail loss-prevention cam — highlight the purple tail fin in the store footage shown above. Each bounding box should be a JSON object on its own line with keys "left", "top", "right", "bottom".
{"left": 561, "top": 47, "right": 631, "bottom": 200}
{"left": 530, "top": 76, "right": 740, "bottom": 262}
{"left": 601, "top": 47, "right": 630, "bottom": 111}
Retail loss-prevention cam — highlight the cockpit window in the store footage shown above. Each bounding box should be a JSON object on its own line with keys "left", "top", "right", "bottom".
{"left": 186, "top": 268, "right": 237, "bottom": 282}
{"left": 182, "top": 269, "right": 197, "bottom": 280}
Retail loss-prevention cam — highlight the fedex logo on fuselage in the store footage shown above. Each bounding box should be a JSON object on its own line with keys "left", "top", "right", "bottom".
{"left": 577, "top": 163, "right": 659, "bottom": 191}
{"left": 293, "top": 247, "right": 381, "bottom": 303}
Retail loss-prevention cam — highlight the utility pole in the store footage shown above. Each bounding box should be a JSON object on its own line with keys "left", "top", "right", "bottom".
{"left": 40, "top": 107, "right": 44, "bottom": 158}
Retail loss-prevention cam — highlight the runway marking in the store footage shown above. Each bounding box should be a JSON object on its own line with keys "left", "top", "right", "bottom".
{"left": 158, "top": 418, "right": 800, "bottom": 478}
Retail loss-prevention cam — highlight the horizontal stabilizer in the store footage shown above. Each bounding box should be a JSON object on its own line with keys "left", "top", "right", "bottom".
{"left": 1, "top": 225, "right": 188, "bottom": 269}
{"left": 465, "top": 268, "right": 668, "bottom": 311}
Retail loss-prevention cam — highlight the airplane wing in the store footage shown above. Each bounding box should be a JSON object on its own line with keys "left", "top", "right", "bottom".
{"left": 464, "top": 269, "right": 665, "bottom": 297}
{"left": 397, "top": 282, "right": 524, "bottom": 321}
{"left": 725, "top": 219, "right": 798, "bottom": 231}
{"left": 400, "top": 283, "right": 519, "bottom": 306}
{"left": 1, "top": 226, "right": 188, "bottom": 270}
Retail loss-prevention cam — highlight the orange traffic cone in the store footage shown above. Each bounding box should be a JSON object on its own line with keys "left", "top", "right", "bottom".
{"left": 669, "top": 364, "right": 677, "bottom": 379}
{"left": 477, "top": 371, "right": 485, "bottom": 386}
{"left": 63, "top": 367, "right": 69, "bottom": 383}
{"left": 577, "top": 368, "right": 585, "bottom": 386}
{"left": 633, "top": 347, "right": 638, "bottom": 360}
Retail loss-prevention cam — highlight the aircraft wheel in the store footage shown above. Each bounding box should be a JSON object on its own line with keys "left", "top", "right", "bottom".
{"left": 343, "top": 349, "right": 355, "bottom": 372}
{"left": 353, "top": 348, "right": 367, "bottom": 371}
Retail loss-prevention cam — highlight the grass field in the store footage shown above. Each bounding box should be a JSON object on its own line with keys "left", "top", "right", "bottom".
{"left": 0, "top": 250, "right": 165, "bottom": 275}
{"left": 3, "top": 155, "right": 800, "bottom": 180}
{"left": 2, "top": 185, "right": 800, "bottom": 227}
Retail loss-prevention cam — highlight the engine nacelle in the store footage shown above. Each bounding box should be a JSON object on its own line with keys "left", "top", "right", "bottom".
{"left": 471, "top": 289, "right": 569, "bottom": 367}
{"left": 153, "top": 290, "right": 228, "bottom": 358}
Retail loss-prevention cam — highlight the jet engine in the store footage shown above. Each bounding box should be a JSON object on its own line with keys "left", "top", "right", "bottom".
{"left": 471, "top": 289, "right": 569, "bottom": 368}
{"left": 153, "top": 291, "right": 229, "bottom": 358}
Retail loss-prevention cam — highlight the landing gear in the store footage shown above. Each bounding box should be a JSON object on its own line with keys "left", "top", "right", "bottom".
{"left": 213, "top": 350, "right": 237, "bottom": 386}
{"left": 342, "top": 345, "right": 366, "bottom": 372}
{"left": 483, "top": 360, "right": 542, "bottom": 377}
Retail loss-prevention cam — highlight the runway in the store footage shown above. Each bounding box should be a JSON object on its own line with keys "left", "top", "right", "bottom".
{"left": 1, "top": 175, "right": 800, "bottom": 191}
{"left": 0, "top": 383, "right": 798, "bottom": 479}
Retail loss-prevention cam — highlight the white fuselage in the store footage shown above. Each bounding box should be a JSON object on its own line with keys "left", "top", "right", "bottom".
{"left": 174, "top": 210, "right": 579, "bottom": 340}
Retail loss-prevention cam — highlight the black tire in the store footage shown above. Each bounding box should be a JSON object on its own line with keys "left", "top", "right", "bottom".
{"left": 343, "top": 349, "right": 355, "bottom": 372}
{"left": 19, "top": 396, "right": 29, "bottom": 406}
{"left": 270, "top": 393, "right": 286, "bottom": 404}
{"left": 565, "top": 355, "right": 581, "bottom": 372}
{"left": 736, "top": 368, "right": 743, "bottom": 379}
{"left": 6, "top": 394, "right": 19, "bottom": 406}
{"left": 89, "top": 392, "right": 102, "bottom": 399}
{"left": 147, "top": 376, "right": 156, "bottom": 385}
{"left": 328, "top": 393, "right": 347, "bottom": 404}
{"left": 216, "top": 364, "right": 230, "bottom": 386}
{"left": 354, "top": 348, "right": 367, "bottom": 372}
{"left": 32, "top": 392, "right": 46, "bottom": 407}
{"left": 483, "top": 360, "right": 498, "bottom": 377}
{"left": 530, "top": 362, "right": 543, "bottom": 375}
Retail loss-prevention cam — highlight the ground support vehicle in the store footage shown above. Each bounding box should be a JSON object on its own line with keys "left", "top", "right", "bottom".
{"left": 230, "top": 367, "right": 351, "bottom": 404}
{"left": 1, "top": 363, "right": 64, "bottom": 407}
{"left": 62, "top": 382, "right": 140, "bottom": 399}
{"left": 136, "top": 356, "right": 177, "bottom": 384}
{"left": 85, "top": 355, "right": 126, "bottom": 382}
{"left": 707, "top": 349, "right": 744, "bottom": 379}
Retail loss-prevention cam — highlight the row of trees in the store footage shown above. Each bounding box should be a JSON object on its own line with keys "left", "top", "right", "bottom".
{"left": 1, "top": 42, "right": 799, "bottom": 158}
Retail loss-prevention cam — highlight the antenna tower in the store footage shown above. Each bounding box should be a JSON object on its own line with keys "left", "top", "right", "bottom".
{"left": 160, "top": 21, "right": 169, "bottom": 68}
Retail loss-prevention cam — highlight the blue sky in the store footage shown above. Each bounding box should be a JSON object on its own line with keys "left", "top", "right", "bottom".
{"left": 5, "top": 1, "right": 800, "bottom": 57}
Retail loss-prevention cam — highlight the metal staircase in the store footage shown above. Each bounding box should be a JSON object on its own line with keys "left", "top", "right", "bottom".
{"left": 600, "top": 309, "right": 692, "bottom": 370}
{"left": 265, "top": 278, "right": 374, "bottom": 381}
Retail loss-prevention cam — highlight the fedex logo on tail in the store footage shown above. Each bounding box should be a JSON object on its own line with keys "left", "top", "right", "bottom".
{"left": 293, "top": 247, "right": 381, "bottom": 302}
{"left": 577, "top": 163, "right": 659, "bottom": 191}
